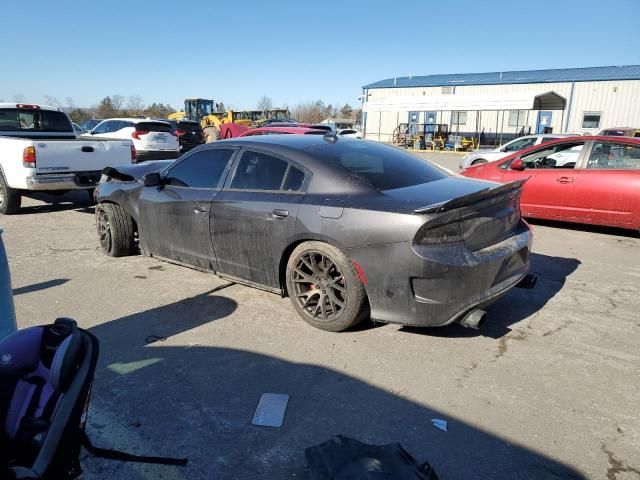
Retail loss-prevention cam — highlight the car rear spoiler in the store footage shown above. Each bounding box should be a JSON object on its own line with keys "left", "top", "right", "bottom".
{"left": 414, "top": 179, "right": 528, "bottom": 214}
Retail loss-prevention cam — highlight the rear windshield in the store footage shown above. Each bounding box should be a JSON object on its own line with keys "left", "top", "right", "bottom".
{"left": 177, "top": 121, "right": 202, "bottom": 131}
{"left": 0, "top": 108, "right": 73, "bottom": 132}
{"left": 136, "top": 121, "right": 173, "bottom": 132}
{"left": 308, "top": 141, "right": 448, "bottom": 191}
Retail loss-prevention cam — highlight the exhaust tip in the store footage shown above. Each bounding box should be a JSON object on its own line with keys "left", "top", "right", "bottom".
{"left": 459, "top": 309, "right": 487, "bottom": 330}
{"left": 516, "top": 273, "right": 538, "bottom": 290}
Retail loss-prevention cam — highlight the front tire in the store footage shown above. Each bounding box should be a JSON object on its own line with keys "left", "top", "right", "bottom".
{"left": 203, "top": 126, "right": 220, "bottom": 143}
{"left": 95, "top": 203, "right": 135, "bottom": 257}
{"left": 286, "top": 241, "right": 368, "bottom": 332}
{"left": 0, "top": 171, "right": 21, "bottom": 215}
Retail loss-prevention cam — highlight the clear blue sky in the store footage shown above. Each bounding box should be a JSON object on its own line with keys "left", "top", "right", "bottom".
{"left": 2, "top": 0, "right": 639, "bottom": 110}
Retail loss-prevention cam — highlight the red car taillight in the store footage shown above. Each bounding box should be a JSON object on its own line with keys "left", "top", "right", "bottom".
{"left": 130, "top": 144, "right": 136, "bottom": 162}
{"left": 175, "top": 129, "right": 186, "bottom": 136}
{"left": 131, "top": 130, "right": 149, "bottom": 140}
{"left": 23, "top": 146, "right": 36, "bottom": 168}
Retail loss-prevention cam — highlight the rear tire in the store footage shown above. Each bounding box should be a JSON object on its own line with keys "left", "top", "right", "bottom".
{"left": 471, "top": 158, "right": 488, "bottom": 166}
{"left": 0, "top": 171, "right": 21, "bottom": 215}
{"left": 286, "top": 241, "right": 368, "bottom": 332}
{"left": 203, "top": 126, "right": 220, "bottom": 143}
{"left": 95, "top": 203, "right": 135, "bottom": 257}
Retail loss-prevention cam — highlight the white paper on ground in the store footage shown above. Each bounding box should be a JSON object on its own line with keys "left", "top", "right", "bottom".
{"left": 252, "top": 393, "right": 290, "bottom": 427}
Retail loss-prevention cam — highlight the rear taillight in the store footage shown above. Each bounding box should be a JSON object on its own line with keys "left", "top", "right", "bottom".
{"left": 175, "top": 130, "right": 186, "bottom": 136}
{"left": 130, "top": 144, "right": 137, "bottom": 162}
{"left": 414, "top": 221, "right": 462, "bottom": 246}
{"left": 131, "top": 130, "right": 149, "bottom": 140}
{"left": 23, "top": 146, "right": 36, "bottom": 168}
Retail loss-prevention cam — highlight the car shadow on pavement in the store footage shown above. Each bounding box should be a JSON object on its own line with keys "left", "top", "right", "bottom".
{"left": 81, "top": 287, "right": 585, "bottom": 480}
{"left": 402, "top": 252, "right": 581, "bottom": 339}
{"left": 17, "top": 191, "right": 95, "bottom": 215}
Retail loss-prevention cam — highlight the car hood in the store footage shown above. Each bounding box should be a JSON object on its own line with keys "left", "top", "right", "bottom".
{"left": 350, "top": 176, "right": 501, "bottom": 213}
{"left": 102, "top": 160, "right": 174, "bottom": 181}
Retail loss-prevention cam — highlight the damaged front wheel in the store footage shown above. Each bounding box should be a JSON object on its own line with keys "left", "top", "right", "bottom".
{"left": 95, "top": 203, "right": 135, "bottom": 257}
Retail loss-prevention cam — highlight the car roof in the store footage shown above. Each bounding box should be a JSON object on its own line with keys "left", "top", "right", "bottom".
{"left": 0, "top": 103, "right": 63, "bottom": 112}
{"left": 242, "top": 126, "right": 324, "bottom": 136}
{"left": 99, "top": 118, "right": 171, "bottom": 124}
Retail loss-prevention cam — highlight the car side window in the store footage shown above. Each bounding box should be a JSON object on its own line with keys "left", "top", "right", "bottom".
{"left": 230, "top": 151, "right": 288, "bottom": 191}
{"left": 165, "top": 149, "right": 235, "bottom": 188}
{"left": 503, "top": 137, "right": 536, "bottom": 152}
{"left": 586, "top": 142, "right": 640, "bottom": 170}
{"left": 520, "top": 142, "right": 584, "bottom": 169}
{"left": 540, "top": 137, "right": 557, "bottom": 144}
{"left": 92, "top": 121, "right": 109, "bottom": 134}
{"left": 282, "top": 165, "right": 306, "bottom": 191}
{"left": 106, "top": 121, "right": 122, "bottom": 133}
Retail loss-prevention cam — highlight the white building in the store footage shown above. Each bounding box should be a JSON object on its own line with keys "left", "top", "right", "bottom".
{"left": 361, "top": 65, "right": 640, "bottom": 144}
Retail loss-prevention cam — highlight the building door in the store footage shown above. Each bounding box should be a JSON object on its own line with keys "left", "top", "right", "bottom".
{"left": 536, "top": 111, "right": 553, "bottom": 134}
{"left": 424, "top": 111, "right": 436, "bottom": 125}
{"left": 408, "top": 111, "right": 419, "bottom": 135}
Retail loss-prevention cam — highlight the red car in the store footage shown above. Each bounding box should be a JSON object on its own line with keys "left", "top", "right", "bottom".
{"left": 239, "top": 126, "right": 328, "bottom": 137}
{"left": 461, "top": 136, "right": 640, "bottom": 231}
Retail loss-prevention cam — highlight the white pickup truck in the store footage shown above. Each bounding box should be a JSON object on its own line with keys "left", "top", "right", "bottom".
{"left": 0, "top": 103, "right": 135, "bottom": 214}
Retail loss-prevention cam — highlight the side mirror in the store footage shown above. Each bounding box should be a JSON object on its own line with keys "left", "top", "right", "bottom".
{"left": 510, "top": 158, "right": 525, "bottom": 171}
{"left": 143, "top": 172, "right": 162, "bottom": 187}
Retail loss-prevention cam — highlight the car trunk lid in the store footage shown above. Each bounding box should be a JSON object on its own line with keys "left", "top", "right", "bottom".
{"left": 413, "top": 180, "right": 526, "bottom": 251}
{"left": 134, "top": 121, "right": 178, "bottom": 151}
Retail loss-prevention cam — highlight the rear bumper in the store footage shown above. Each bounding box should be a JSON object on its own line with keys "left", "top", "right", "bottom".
{"left": 349, "top": 221, "right": 533, "bottom": 327}
{"left": 135, "top": 150, "right": 180, "bottom": 162}
{"left": 26, "top": 171, "right": 102, "bottom": 191}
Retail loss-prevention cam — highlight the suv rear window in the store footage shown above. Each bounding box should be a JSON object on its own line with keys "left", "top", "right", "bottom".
{"left": 135, "top": 121, "right": 173, "bottom": 132}
{"left": 309, "top": 141, "right": 447, "bottom": 191}
{"left": 177, "top": 121, "right": 202, "bottom": 131}
{"left": 0, "top": 108, "right": 72, "bottom": 132}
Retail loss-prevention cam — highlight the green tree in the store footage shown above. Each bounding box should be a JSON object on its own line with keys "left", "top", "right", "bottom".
{"left": 96, "top": 96, "right": 117, "bottom": 118}
{"left": 340, "top": 103, "right": 353, "bottom": 119}
{"left": 143, "top": 102, "right": 176, "bottom": 118}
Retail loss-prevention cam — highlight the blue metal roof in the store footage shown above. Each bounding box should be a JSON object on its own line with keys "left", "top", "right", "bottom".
{"left": 363, "top": 65, "right": 640, "bottom": 89}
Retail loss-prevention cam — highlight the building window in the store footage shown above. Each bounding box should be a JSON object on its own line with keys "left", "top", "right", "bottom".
{"left": 451, "top": 111, "right": 467, "bottom": 126}
{"left": 508, "top": 110, "right": 526, "bottom": 127}
{"left": 442, "top": 86, "right": 453, "bottom": 95}
{"left": 582, "top": 112, "right": 601, "bottom": 129}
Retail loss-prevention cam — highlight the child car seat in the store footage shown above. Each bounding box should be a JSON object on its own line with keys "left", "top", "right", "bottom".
{"left": 0, "top": 318, "right": 98, "bottom": 479}
{"left": 0, "top": 318, "right": 187, "bottom": 480}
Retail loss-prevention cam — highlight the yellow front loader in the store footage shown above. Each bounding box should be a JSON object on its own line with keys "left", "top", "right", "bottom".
{"left": 169, "top": 99, "right": 253, "bottom": 143}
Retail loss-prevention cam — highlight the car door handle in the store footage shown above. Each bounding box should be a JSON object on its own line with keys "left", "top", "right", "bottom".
{"left": 272, "top": 209, "right": 289, "bottom": 218}
{"left": 81, "top": 146, "right": 94, "bottom": 152}
{"left": 194, "top": 205, "right": 207, "bottom": 214}
{"left": 556, "top": 176, "right": 574, "bottom": 184}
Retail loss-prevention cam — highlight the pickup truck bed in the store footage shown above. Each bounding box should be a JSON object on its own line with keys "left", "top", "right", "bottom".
{"left": 0, "top": 103, "right": 135, "bottom": 214}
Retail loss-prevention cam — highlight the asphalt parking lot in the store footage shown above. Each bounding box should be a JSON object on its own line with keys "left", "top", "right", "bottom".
{"left": 3, "top": 152, "right": 640, "bottom": 479}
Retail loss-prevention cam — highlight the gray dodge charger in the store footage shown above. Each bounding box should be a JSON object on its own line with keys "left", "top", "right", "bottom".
{"left": 95, "top": 134, "right": 532, "bottom": 332}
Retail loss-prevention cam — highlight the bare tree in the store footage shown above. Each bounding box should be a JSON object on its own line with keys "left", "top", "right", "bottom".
{"left": 257, "top": 95, "right": 273, "bottom": 112}
{"left": 44, "top": 95, "right": 62, "bottom": 107}
{"left": 127, "top": 95, "right": 145, "bottom": 115}
{"left": 111, "top": 95, "right": 125, "bottom": 113}
{"left": 12, "top": 94, "right": 26, "bottom": 103}
{"left": 66, "top": 97, "right": 76, "bottom": 109}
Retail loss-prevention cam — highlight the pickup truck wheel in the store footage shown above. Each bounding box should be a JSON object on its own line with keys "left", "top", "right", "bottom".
{"left": 0, "top": 172, "right": 21, "bottom": 215}
{"left": 96, "top": 203, "right": 135, "bottom": 257}
{"left": 285, "top": 241, "right": 368, "bottom": 332}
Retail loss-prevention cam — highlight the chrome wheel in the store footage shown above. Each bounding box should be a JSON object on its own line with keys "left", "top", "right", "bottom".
{"left": 96, "top": 208, "right": 111, "bottom": 252}
{"left": 291, "top": 251, "right": 347, "bottom": 322}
